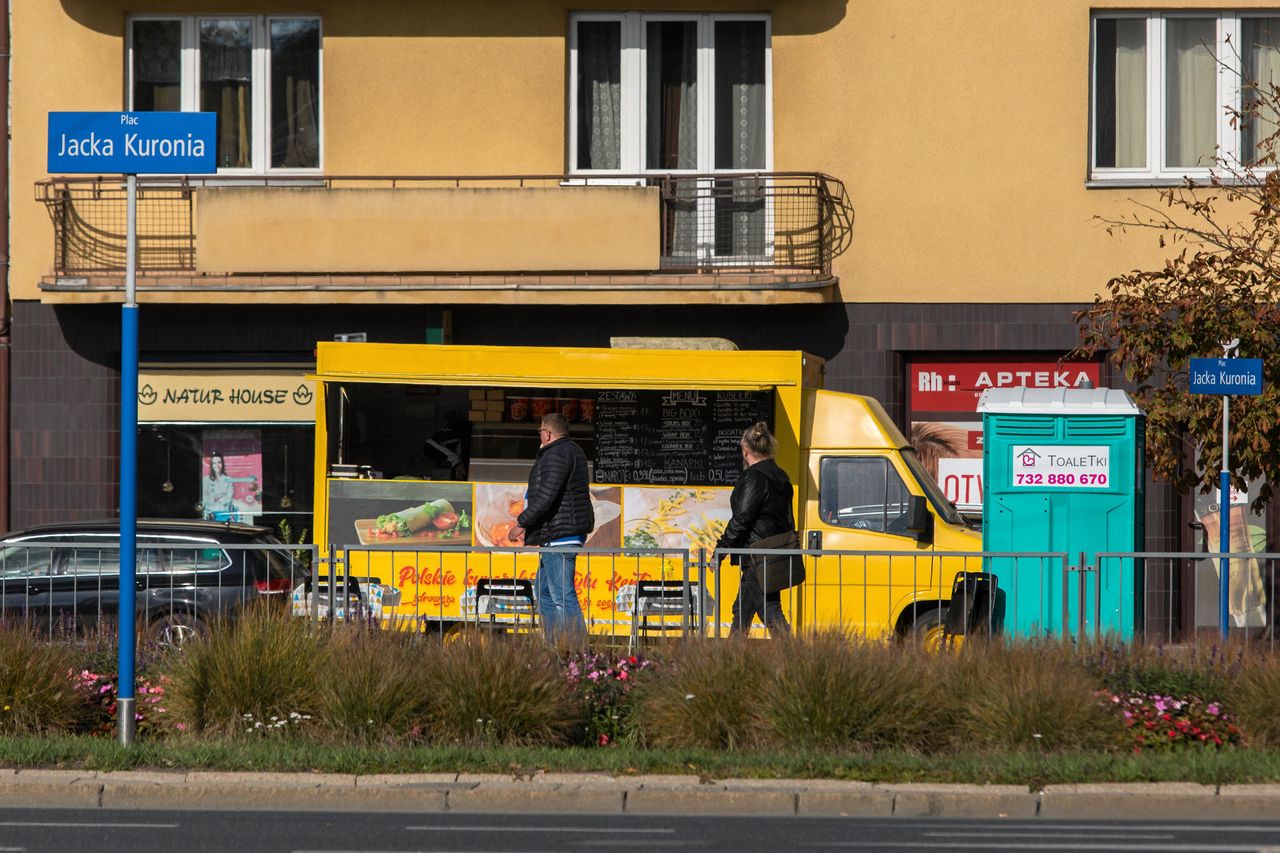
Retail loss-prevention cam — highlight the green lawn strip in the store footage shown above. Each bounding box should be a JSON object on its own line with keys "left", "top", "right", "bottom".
{"left": 3, "top": 737, "right": 1280, "bottom": 785}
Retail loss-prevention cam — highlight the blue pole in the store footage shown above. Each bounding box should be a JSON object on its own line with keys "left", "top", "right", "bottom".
{"left": 117, "top": 174, "right": 138, "bottom": 745}
{"left": 1219, "top": 469, "right": 1230, "bottom": 644}
{"left": 1220, "top": 387, "right": 1230, "bottom": 645}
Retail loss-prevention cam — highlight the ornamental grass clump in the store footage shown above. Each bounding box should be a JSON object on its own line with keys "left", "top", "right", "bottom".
{"left": 950, "top": 639, "right": 1118, "bottom": 751}
{"left": 634, "top": 638, "right": 770, "bottom": 750}
{"left": 0, "top": 622, "right": 86, "bottom": 734}
{"left": 1225, "top": 650, "right": 1280, "bottom": 748}
{"left": 424, "top": 632, "right": 581, "bottom": 746}
{"left": 317, "top": 629, "right": 437, "bottom": 745}
{"left": 165, "top": 605, "right": 322, "bottom": 737}
{"left": 1085, "top": 640, "right": 1236, "bottom": 701}
{"left": 760, "top": 632, "right": 952, "bottom": 752}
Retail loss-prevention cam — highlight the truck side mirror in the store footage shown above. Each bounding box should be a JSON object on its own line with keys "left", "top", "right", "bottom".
{"left": 905, "top": 495, "right": 933, "bottom": 543}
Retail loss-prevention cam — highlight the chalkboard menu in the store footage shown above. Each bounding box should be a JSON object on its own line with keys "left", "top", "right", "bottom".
{"left": 593, "top": 389, "right": 773, "bottom": 486}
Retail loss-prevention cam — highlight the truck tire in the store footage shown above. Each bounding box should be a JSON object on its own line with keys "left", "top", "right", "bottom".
{"left": 907, "top": 607, "right": 962, "bottom": 653}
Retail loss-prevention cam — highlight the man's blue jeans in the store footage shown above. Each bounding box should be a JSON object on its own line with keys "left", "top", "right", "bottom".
{"left": 536, "top": 547, "right": 585, "bottom": 640}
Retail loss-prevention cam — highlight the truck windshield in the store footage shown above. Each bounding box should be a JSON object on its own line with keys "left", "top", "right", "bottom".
{"left": 901, "top": 448, "right": 966, "bottom": 527}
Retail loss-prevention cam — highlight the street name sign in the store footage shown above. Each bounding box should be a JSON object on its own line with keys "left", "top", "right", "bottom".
{"left": 48, "top": 111, "right": 216, "bottom": 174}
{"left": 1189, "top": 357, "right": 1264, "bottom": 396}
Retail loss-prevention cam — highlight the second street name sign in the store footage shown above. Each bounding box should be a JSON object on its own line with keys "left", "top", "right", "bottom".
{"left": 1189, "top": 358, "right": 1265, "bottom": 396}
{"left": 48, "top": 112, "right": 216, "bottom": 174}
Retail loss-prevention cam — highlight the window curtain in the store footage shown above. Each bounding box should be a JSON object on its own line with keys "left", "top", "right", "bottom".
{"left": 1243, "top": 18, "right": 1280, "bottom": 163}
{"left": 714, "top": 21, "right": 767, "bottom": 259}
{"left": 132, "top": 20, "right": 182, "bottom": 111}
{"left": 647, "top": 21, "right": 698, "bottom": 262}
{"left": 201, "top": 18, "right": 253, "bottom": 169}
{"left": 1094, "top": 19, "right": 1146, "bottom": 169}
{"left": 271, "top": 20, "right": 320, "bottom": 168}
{"left": 576, "top": 21, "right": 621, "bottom": 170}
{"left": 1165, "top": 18, "right": 1217, "bottom": 169}
{"left": 646, "top": 21, "right": 697, "bottom": 169}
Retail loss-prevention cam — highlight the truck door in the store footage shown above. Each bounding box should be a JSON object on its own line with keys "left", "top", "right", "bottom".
{"left": 804, "top": 455, "right": 934, "bottom": 637}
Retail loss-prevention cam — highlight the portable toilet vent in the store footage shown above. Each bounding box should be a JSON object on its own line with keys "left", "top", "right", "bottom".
{"left": 978, "top": 387, "right": 1145, "bottom": 639}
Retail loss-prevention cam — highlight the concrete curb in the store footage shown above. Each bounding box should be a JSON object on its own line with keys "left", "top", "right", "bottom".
{"left": 1, "top": 768, "right": 1275, "bottom": 817}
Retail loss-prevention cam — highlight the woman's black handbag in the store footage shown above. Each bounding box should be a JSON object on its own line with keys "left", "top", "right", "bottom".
{"left": 749, "top": 530, "right": 806, "bottom": 593}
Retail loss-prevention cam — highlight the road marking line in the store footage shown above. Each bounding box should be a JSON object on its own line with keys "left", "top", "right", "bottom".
{"left": 802, "top": 843, "right": 1265, "bottom": 851}
{"left": 924, "top": 832, "right": 1174, "bottom": 840}
{"left": 406, "top": 826, "right": 675, "bottom": 834}
{"left": 873, "top": 822, "right": 1280, "bottom": 832}
{"left": 0, "top": 821, "right": 177, "bottom": 829}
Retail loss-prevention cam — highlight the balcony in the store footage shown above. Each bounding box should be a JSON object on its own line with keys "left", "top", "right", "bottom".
{"left": 35, "top": 173, "right": 853, "bottom": 304}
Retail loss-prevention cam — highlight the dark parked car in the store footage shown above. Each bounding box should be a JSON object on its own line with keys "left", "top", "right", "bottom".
{"left": 0, "top": 519, "right": 305, "bottom": 645}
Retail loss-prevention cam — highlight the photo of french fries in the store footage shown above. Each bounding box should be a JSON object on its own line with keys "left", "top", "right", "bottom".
{"left": 622, "top": 486, "right": 732, "bottom": 552}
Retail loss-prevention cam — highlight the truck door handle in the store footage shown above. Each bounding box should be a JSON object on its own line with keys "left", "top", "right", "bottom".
{"left": 807, "top": 530, "right": 822, "bottom": 550}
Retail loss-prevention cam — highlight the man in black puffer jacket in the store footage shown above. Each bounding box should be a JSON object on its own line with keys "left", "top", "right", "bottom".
{"left": 512, "top": 413, "right": 594, "bottom": 639}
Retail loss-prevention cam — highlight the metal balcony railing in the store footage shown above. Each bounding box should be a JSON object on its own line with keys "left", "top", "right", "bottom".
{"left": 36, "top": 173, "right": 853, "bottom": 278}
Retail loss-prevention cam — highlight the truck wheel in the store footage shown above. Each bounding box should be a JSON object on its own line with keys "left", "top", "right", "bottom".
{"left": 908, "top": 608, "right": 962, "bottom": 653}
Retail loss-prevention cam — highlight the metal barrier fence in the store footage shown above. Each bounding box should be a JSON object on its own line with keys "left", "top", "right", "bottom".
{"left": 2, "top": 542, "right": 1276, "bottom": 649}
{"left": 326, "top": 545, "right": 698, "bottom": 649}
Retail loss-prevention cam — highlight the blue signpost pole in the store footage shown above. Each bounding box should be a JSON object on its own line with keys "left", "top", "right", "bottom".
{"left": 117, "top": 173, "right": 139, "bottom": 744}
{"left": 1188, "top": 347, "right": 1263, "bottom": 646}
{"left": 48, "top": 112, "right": 216, "bottom": 745}
{"left": 1220, "top": 398, "right": 1231, "bottom": 645}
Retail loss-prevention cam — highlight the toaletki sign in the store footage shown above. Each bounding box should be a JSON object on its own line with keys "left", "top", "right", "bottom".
{"left": 1011, "top": 445, "right": 1111, "bottom": 488}
{"left": 137, "top": 371, "right": 315, "bottom": 422}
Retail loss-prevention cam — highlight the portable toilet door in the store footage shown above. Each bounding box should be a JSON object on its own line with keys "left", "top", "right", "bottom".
{"left": 979, "top": 387, "right": 1145, "bottom": 640}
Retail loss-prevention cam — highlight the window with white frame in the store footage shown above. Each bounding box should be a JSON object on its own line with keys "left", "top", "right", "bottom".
{"left": 569, "top": 13, "right": 771, "bottom": 174}
{"left": 570, "top": 13, "right": 772, "bottom": 263}
{"left": 1092, "top": 12, "right": 1280, "bottom": 181}
{"left": 128, "top": 16, "right": 322, "bottom": 172}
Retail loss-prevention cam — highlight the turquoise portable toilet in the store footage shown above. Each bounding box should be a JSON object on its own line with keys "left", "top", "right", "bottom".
{"left": 978, "top": 387, "right": 1145, "bottom": 639}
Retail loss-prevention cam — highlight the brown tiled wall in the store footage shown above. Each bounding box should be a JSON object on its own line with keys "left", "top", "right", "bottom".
{"left": 10, "top": 302, "right": 119, "bottom": 528}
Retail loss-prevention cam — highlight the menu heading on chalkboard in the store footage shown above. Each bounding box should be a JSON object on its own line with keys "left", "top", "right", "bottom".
{"left": 593, "top": 389, "right": 773, "bottom": 486}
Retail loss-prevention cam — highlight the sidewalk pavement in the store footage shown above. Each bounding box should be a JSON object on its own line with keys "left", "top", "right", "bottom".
{"left": 4, "top": 768, "right": 1280, "bottom": 818}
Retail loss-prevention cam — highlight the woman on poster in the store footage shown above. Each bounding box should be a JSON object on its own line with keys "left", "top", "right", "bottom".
{"left": 202, "top": 451, "right": 257, "bottom": 522}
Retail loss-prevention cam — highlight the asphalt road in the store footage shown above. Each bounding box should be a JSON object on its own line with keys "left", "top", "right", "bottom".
{"left": 2, "top": 809, "right": 1280, "bottom": 853}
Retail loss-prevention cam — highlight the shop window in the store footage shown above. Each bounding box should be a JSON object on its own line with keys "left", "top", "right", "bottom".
{"left": 128, "top": 15, "right": 322, "bottom": 171}
{"left": 138, "top": 425, "right": 315, "bottom": 532}
{"left": 819, "top": 457, "right": 913, "bottom": 536}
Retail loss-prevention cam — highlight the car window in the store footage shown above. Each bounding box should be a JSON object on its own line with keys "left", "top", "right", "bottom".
{"left": 0, "top": 538, "right": 60, "bottom": 579}
{"left": 150, "top": 536, "right": 230, "bottom": 573}
{"left": 60, "top": 545, "right": 161, "bottom": 577}
{"left": 819, "top": 457, "right": 913, "bottom": 536}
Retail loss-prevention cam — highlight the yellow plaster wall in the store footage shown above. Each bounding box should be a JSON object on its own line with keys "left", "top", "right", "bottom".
{"left": 15, "top": 1, "right": 1276, "bottom": 303}
{"left": 196, "top": 186, "right": 659, "bottom": 272}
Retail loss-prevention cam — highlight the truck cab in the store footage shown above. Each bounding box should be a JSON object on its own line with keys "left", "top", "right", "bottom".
{"left": 797, "top": 390, "right": 982, "bottom": 643}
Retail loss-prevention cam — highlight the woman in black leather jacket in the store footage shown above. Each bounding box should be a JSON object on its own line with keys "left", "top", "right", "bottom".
{"left": 712, "top": 421, "right": 793, "bottom": 636}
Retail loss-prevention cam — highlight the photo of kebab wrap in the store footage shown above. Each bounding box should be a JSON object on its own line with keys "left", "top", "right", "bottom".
{"left": 372, "top": 499, "right": 469, "bottom": 541}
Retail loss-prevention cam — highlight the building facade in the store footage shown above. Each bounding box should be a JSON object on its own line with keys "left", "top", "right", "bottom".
{"left": 15, "top": 2, "right": 1274, "bottom": 635}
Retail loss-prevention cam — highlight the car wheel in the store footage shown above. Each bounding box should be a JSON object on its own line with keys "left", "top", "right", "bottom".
{"left": 150, "top": 612, "right": 206, "bottom": 650}
{"left": 907, "top": 607, "right": 963, "bottom": 653}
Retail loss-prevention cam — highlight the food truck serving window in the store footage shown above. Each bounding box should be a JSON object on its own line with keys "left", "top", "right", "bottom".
{"left": 325, "top": 383, "right": 774, "bottom": 490}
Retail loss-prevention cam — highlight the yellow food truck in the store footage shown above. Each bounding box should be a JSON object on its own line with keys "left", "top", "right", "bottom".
{"left": 304, "top": 342, "right": 983, "bottom": 643}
